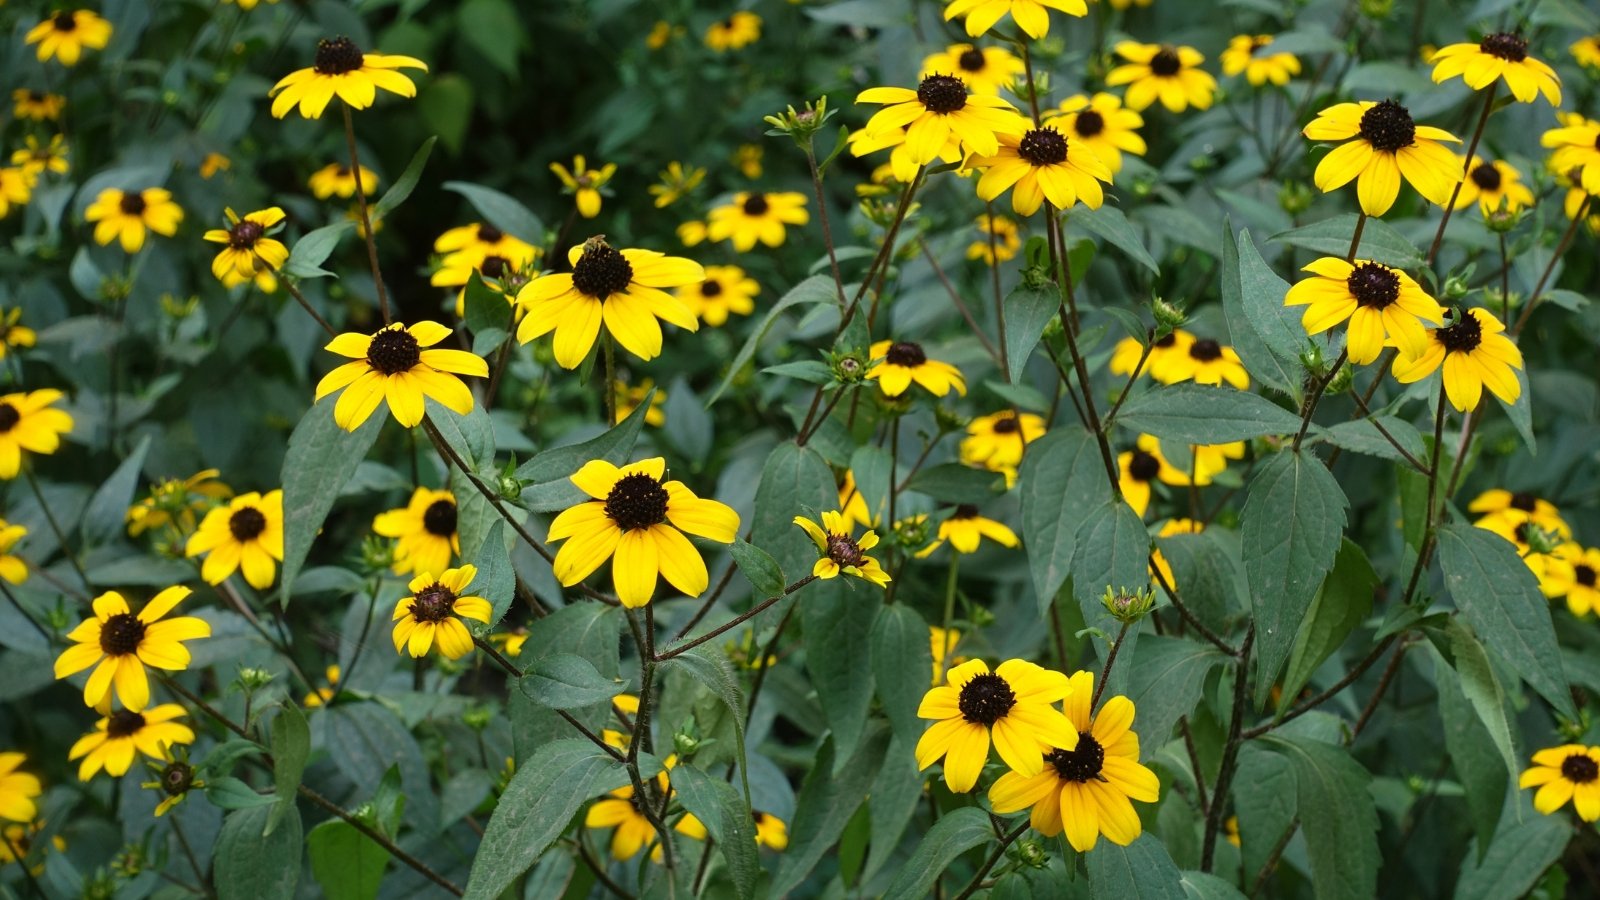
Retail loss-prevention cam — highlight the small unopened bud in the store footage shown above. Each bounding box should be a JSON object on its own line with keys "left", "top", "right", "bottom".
{"left": 969, "top": 606, "right": 996, "bottom": 628}
{"left": 1361, "top": 0, "right": 1395, "bottom": 18}
{"left": 463, "top": 706, "right": 494, "bottom": 731}
{"left": 1278, "top": 182, "right": 1314, "bottom": 216}
{"left": 892, "top": 515, "right": 930, "bottom": 549}
{"left": 1101, "top": 585, "right": 1157, "bottom": 623}
{"left": 832, "top": 352, "right": 867, "bottom": 383}
{"left": 673, "top": 731, "right": 702, "bottom": 757}
{"left": 1442, "top": 274, "right": 1470, "bottom": 302}
{"left": 763, "top": 96, "right": 834, "bottom": 144}
{"left": 1299, "top": 341, "right": 1326, "bottom": 376}
{"left": 1326, "top": 361, "right": 1354, "bottom": 395}
{"left": 1010, "top": 836, "right": 1050, "bottom": 868}
{"left": 236, "top": 668, "right": 274, "bottom": 691}
{"left": 1484, "top": 208, "right": 1520, "bottom": 233}
{"left": 1151, "top": 297, "right": 1187, "bottom": 334}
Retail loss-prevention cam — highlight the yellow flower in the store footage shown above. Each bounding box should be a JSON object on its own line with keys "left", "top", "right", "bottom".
{"left": 967, "top": 213, "right": 1020, "bottom": 265}
{"left": 203, "top": 207, "right": 289, "bottom": 292}
{"left": 391, "top": 566, "right": 492, "bottom": 660}
{"left": 0, "top": 390, "right": 73, "bottom": 478}
{"left": 1304, "top": 100, "right": 1462, "bottom": 216}
{"left": 646, "top": 21, "right": 679, "bottom": 50}
{"left": 1284, "top": 257, "right": 1444, "bottom": 365}
{"left": 0, "top": 168, "right": 31, "bottom": 220}
{"left": 185, "top": 490, "right": 284, "bottom": 589}
{"left": 127, "top": 470, "right": 231, "bottom": 538}
{"left": 921, "top": 44, "right": 1024, "bottom": 96}
{"left": 53, "top": 587, "right": 210, "bottom": 711}
{"left": 226, "top": 0, "right": 281, "bottom": 8}
{"left": 433, "top": 233, "right": 542, "bottom": 317}
{"left": 373, "top": 487, "right": 459, "bottom": 577}
{"left": 602, "top": 693, "right": 642, "bottom": 750}
{"left": 25, "top": 11, "right": 112, "bottom": 66}
{"left": 930, "top": 626, "right": 966, "bottom": 685}
{"left": 916, "top": 658, "right": 1078, "bottom": 792}
{"left": 516, "top": 237, "right": 702, "bottom": 370}
{"left": 550, "top": 156, "right": 616, "bottom": 219}
{"left": 0, "top": 309, "right": 36, "bottom": 362}
{"left": 849, "top": 124, "right": 962, "bottom": 184}
{"left": 854, "top": 76, "right": 1025, "bottom": 171}
{"left": 733, "top": 144, "right": 764, "bottom": 179}
{"left": 69, "top": 705, "right": 194, "bottom": 781}
{"left": 490, "top": 631, "right": 528, "bottom": 658}
{"left": 648, "top": 161, "right": 706, "bottom": 208}
{"left": 1547, "top": 546, "right": 1600, "bottom": 618}
{"left": 0, "top": 754, "right": 41, "bottom": 823}
{"left": 1045, "top": 93, "right": 1146, "bottom": 176}
{"left": 705, "top": 11, "right": 761, "bottom": 51}
{"left": 1107, "top": 42, "right": 1217, "bottom": 113}
{"left": 678, "top": 219, "right": 708, "bottom": 246}
{"left": 10, "top": 135, "right": 69, "bottom": 179}
{"left": 614, "top": 380, "right": 666, "bottom": 427}
{"left": 434, "top": 222, "right": 540, "bottom": 267}
{"left": 1110, "top": 328, "right": 1192, "bottom": 380}
{"left": 549, "top": 458, "right": 740, "bottom": 608}
{"left": 866, "top": 340, "right": 965, "bottom": 398}
{"left": 960, "top": 411, "right": 1046, "bottom": 487}
{"left": 0, "top": 819, "right": 64, "bottom": 871}
{"left": 794, "top": 511, "right": 891, "bottom": 586}
{"left": 838, "top": 471, "right": 875, "bottom": 532}
{"left": 304, "top": 665, "right": 341, "bottom": 707}
{"left": 1475, "top": 511, "right": 1572, "bottom": 597}
{"left": 313, "top": 321, "right": 488, "bottom": 430}
{"left": 1221, "top": 35, "right": 1302, "bottom": 87}
{"left": 1453, "top": 156, "right": 1534, "bottom": 215}
{"left": 1150, "top": 336, "right": 1251, "bottom": 389}
{"left": 989, "top": 671, "right": 1159, "bottom": 851}
{"left": 12, "top": 90, "right": 65, "bottom": 122}
{"left": 973, "top": 125, "right": 1113, "bottom": 215}
{"left": 1149, "top": 518, "right": 1203, "bottom": 590}
{"left": 269, "top": 36, "right": 427, "bottom": 119}
{"left": 1519, "top": 745, "right": 1600, "bottom": 821}
{"left": 1224, "top": 815, "right": 1241, "bottom": 847}
{"left": 1573, "top": 36, "right": 1600, "bottom": 69}
{"left": 1116, "top": 435, "right": 1238, "bottom": 517}
{"left": 1392, "top": 307, "right": 1522, "bottom": 412}
{"left": 754, "top": 811, "right": 788, "bottom": 850}
{"left": 678, "top": 265, "right": 759, "bottom": 327}
{"left": 943, "top": 0, "right": 1086, "bottom": 39}
{"left": 86, "top": 188, "right": 184, "bottom": 253}
{"left": 585, "top": 756, "right": 706, "bottom": 861}
{"left": 1430, "top": 33, "right": 1560, "bottom": 105}
{"left": 1467, "top": 489, "right": 1567, "bottom": 536}
{"left": 707, "top": 192, "right": 809, "bottom": 251}
{"left": 199, "top": 152, "right": 231, "bottom": 180}
{"left": 916, "top": 505, "right": 1019, "bottom": 557}
{"left": 1558, "top": 169, "right": 1600, "bottom": 235}
{"left": 0, "top": 521, "right": 24, "bottom": 586}
{"left": 1541, "top": 115, "right": 1600, "bottom": 196}
{"left": 308, "top": 163, "right": 378, "bottom": 199}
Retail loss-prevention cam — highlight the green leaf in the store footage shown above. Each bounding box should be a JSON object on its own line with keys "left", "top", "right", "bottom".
{"left": 205, "top": 776, "right": 277, "bottom": 810}
{"left": 863, "top": 733, "right": 922, "bottom": 884}
{"left": 1241, "top": 452, "right": 1348, "bottom": 706}
{"left": 904, "top": 463, "right": 1005, "bottom": 504}
{"left": 307, "top": 819, "right": 389, "bottom": 900}
{"left": 707, "top": 275, "right": 837, "bottom": 405}
{"left": 514, "top": 395, "right": 652, "bottom": 511}
{"left": 428, "top": 398, "right": 496, "bottom": 472}
{"left": 670, "top": 765, "right": 760, "bottom": 900}
{"left": 871, "top": 603, "right": 931, "bottom": 744}
{"left": 1431, "top": 644, "right": 1510, "bottom": 859}
{"left": 1085, "top": 833, "right": 1186, "bottom": 900}
{"left": 268, "top": 703, "right": 309, "bottom": 835}
{"left": 1445, "top": 618, "right": 1517, "bottom": 777}
{"left": 803, "top": 579, "right": 878, "bottom": 771}
{"left": 1152, "top": 531, "right": 1240, "bottom": 635}
{"left": 518, "top": 654, "right": 622, "bottom": 709}
{"left": 1438, "top": 523, "right": 1575, "bottom": 718}
{"left": 279, "top": 397, "right": 383, "bottom": 606}
{"left": 371, "top": 136, "right": 436, "bottom": 219}
{"left": 462, "top": 272, "right": 512, "bottom": 355}
{"left": 762, "top": 359, "right": 834, "bottom": 384}
{"left": 215, "top": 804, "right": 302, "bottom": 900}
{"left": 1318, "top": 416, "right": 1426, "bottom": 463}
{"left": 1270, "top": 214, "right": 1423, "bottom": 269}
{"left": 1497, "top": 366, "right": 1536, "bottom": 455}
{"left": 1073, "top": 204, "right": 1160, "bottom": 275}
{"left": 81, "top": 434, "right": 150, "bottom": 546}
{"left": 849, "top": 444, "right": 894, "bottom": 528}
{"left": 1019, "top": 427, "right": 1112, "bottom": 613}
{"left": 509, "top": 604, "right": 620, "bottom": 761}
{"left": 1281, "top": 539, "right": 1375, "bottom": 710}
{"left": 1070, "top": 499, "right": 1150, "bottom": 637}
{"left": 1181, "top": 871, "right": 1250, "bottom": 900}
{"left": 470, "top": 519, "right": 514, "bottom": 629}
{"left": 770, "top": 727, "right": 890, "bottom": 897}
{"left": 1127, "top": 637, "right": 1230, "bottom": 761}
{"left": 1223, "top": 228, "right": 1307, "bottom": 399}
{"left": 661, "top": 648, "right": 751, "bottom": 802}
{"left": 1004, "top": 282, "right": 1060, "bottom": 383}
{"left": 325, "top": 703, "right": 438, "bottom": 832}
{"left": 1260, "top": 735, "right": 1379, "bottom": 900}
{"left": 1233, "top": 745, "right": 1298, "bottom": 884}
{"left": 728, "top": 540, "right": 785, "bottom": 598}
{"left": 1455, "top": 813, "right": 1571, "bottom": 900}
{"left": 417, "top": 74, "right": 474, "bottom": 154}
{"left": 284, "top": 222, "right": 355, "bottom": 279}
{"left": 883, "top": 807, "right": 995, "bottom": 900}
{"left": 749, "top": 441, "right": 836, "bottom": 580}
{"left": 1116, "top": 384, "right": 1305, "bottom": 444}
{"left": 443, "top": 181, "right": 545, "bottom": 243}
{"left": 457, "top": 0, "right": 525, "bottom": 76}
{"left": 463, "top": 740, "right": 619, "bottom": 900}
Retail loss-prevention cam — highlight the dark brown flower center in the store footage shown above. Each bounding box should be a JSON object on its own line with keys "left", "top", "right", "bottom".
{"left": 120, "top": 193, "right": 147, "bottom": 216}
{"left": 604, "top": 472, "right": 670, "bottom": 530}
{"left": 366, "top": 327, "right": 422, "bottom": 375}
{"left": 1129, "top": 450, "right": 1161, "bottom": 482}
{"left": 1435, "top": 310, "right": 1482, "bottom": 353}
{"left": 885, "top": 341, "right": 927, "bottom": 367}
{"left": 228, "top": 507, "right": 267, "bottom": 542}
{"left": 958, "top": 673, "right": 1016, "bottom": 725}
{"left": 1576, "top": 564, "right": 1597, "bottom": 588}
{"left": 826, "top": 533, "right": 866, "bottom": 568}
{"left": 1358, "top": 100, "right": 1417, "bottom": 153}
{"left": 1249, "top": 37, "right": 1272, "bottom": 56}
{"left": 1346, "top": 262, "right": 1401, "bottom": 309}
{"left": 958, "top": 48, "right": 986, "bottom": 71}
{"left": 1018, "top": 127, "right": 1069, "bottom": 166}
{"left": 1470, "top": 163, "right": 1502, "bottom": 191}
{"left": 1509, "top": 491, "right": 1538, "bottom": 511}
{"left": 314, "top": 36, "right": 366, "bottom": 76}
{"left": 1154, "top": 332, "right": 1176, "bottom": 349}
{"left": 1047, "top": 732, "right": 1105, "bottom": 782}
{"left": 478, "top": 223, "right": 503, "bottom": 243}
{"left": 1150, "top": 48, "right": 1182, "bottom": 76}
{"left": 1479, "top": 32, "right": 1528, "bottom": 62}
{"left": 1073, "top": 110, "right": 1105, "bottom": 138}
{"left": 162, "top": 762, "right": 196, "bottom": 795}
{"left": 992, "top": 416, "right": 1020, "bottom": 434}
{"left": 951, "top": 504, "right": 980, "bottom": 519}
{"left": 229, "top": 220, "right": 265, "bottom": 249}
{"left": 0, "top": 404, "right": 18, "bottom": 433}
{"left": 700, "top": 279, "right": 724, "bottom": 298}
{"left": 480, "top": 255, "right": 509, "bottom": 279}
{"left": 1189, "top": 338, "right": 1223, "bottom": 361}
{"left": 106, "top": 710, "right": 146, "bottom": 739}
{"left": 571, "top": 239, "right": 634, "bottom": 299}
{"left": 423, "top": 499, "right": 457, "bottom": 536}
{"left": 53, "top": 12, "right": 76, "bottom": 32}
{"left": 409, "top": 584, "right": 457, "bottom": 623}
{"left": 742, "top": 193, "right": 770, "bottom": 216}
{"left": 917, "top": 74, "right": 969, "bottom": 114}
{"left": 1561, "top": 753, "right": 1599, "bottom": 784}
{"left": 100, "top": 612, "right": 147, "bottom": 656}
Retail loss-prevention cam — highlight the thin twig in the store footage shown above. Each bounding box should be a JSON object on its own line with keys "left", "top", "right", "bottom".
{"left": 341, "top": 104, "right": 389, "bottom": 323}
{"left": 1201, "top": 626, "right": 1253, "bottom": 871}
{"left": 655, "top": 575, "right": 817, "bottom": 661}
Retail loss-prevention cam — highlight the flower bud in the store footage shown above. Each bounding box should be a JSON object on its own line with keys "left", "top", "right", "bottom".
{"left": 1441, "top": 274, "right": 1470, "bottom": 302}
{"left": 673, "top": 730, "right": 702, "bottom": 757}
{"left": 1326, "top": 361, "right": 1354, "bottom": 395}
{"left": 1101, "top": 585, "right": 1156, "bottom": 623}
{"left": 1151, "top": 297, "right": 1187, "bottom": 334}
{"left": 236, "top": 667, "right": 274, "bottom": 691}
{"left": 1278, "top": 182, "right": 1314, "bottom": 216}
{"left": 1010, "top": 836, "right": 1050, "bottom": 868}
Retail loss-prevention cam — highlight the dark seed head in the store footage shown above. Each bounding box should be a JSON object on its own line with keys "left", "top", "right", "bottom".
{"left": 162, "top": 761, "right": 196, "bottom": 796}
{"left": 366, "top": 327, "right": 422, "bottom": 375}
{"left": 478, "top": 223, "right": 503, "bottom": 243}
{"left": 917, "top": 74, "right": 969, "bottom": 114}
{"left": 1017, "top": 127, "right": 1069, "bottom": 166}
{"left": 1509, "top": 492, "right": 1538, "bottom": 511}
{"left": 1576, "top": 564, "right": 1597, "bottom": 588}
{"left": 409, "top": 584, "right": 457, "bottom": 623}
{"left": 958, "top": 48, "right": 986, "bottom": 71}
{"left": 1479, "top": 32, "right": 1528, "bottom": 62}
{"left": 229, "top": 220, "right": 264, "bottom": 250}
{"left": 99, "top": 612, "right": 147, "bottom": 656}
{"left": 1153, "top": 332, "right": 1176, "bottom": 349}
{"left": 826, "top": 533, "right": 866, "bottom": 568}
{"left": 742, "top": 193, "right": 770, "bottom": 216}
{"left": 992, "top": 415, "right": 1021, "bottom": 434}
{"left": 1561, "top": 753, "right": 1599, "bottom": 784}
{"left": 957, "top": 672, "right": 1016, "bottom": 725}
{"left": 1073, "top": 110, "right": 1105, "bottom": 138}
{"left": 885, "top": 341, "right": 927, "bottom": 367}
{"left": 1149, "top": 47, "right": 1182, "bottom": 76}
{"left": 53, "top": 12, "right": 76, "bottom": 31}
{"left": 700, "top": 279, "right": 724, "bottom": 298}
{"left": 571, "top": 238, "right": 635, "bottom": 299}
{"left": 479, "top": 255, "right": 509, "bottom": 279}
{"left": 1047, "top": 732, "right": 1105, "bottom": 782}
{"left": 228, "top": 507, "right": 267, "bottom": 542}
{"left": 314, "top": 36, "right": 366, "bottom": 76}
{"left": 1358, "top": 100, "right": 1417, "bottom": 153}
{"left": 422, "top": 499, "right": 457, "bottom": 537}
{"left": 1249, "top": 37, "right": 1271, "bottom": 56}
{"left": 1470, "top": 163, "right": 1502, "bottom": 191}
{"left": 0, "top": 404, "right": 18, "bottom": 433}
{"left": 106, "top": 710, "right": 146, "bottom": 740}
{"left": 952, "top": 504, "right": 980, "bottom": 519}
{"left": 120, "top": 193, "right": 147, "bottom": 216}
{"left": 604, "top": 472, "right": 670, "bottom": 531}
{"left": 1435, "top": 310, "right": 1483, "bottom": 353}
{"left": 1346, "top": 262, "right": 1401, "bottom": 309}
{"left": 1129, "top": 450, "right": 1161, "bottom": 482}
{"left": 1189, "top": 338, "right": 1223, "bottom": 361}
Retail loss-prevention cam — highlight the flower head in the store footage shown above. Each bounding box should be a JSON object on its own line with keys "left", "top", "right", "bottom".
{"left": 916, "top": 659, "right": 1078, "bottom": 792}
{"left": 967, "top": 213, "right": 1021, "bottom": 265}
{"left": 1304, "top": 100, "right": 1462, "bottom": 216}
{"left": 0, "top": 310, "right": 34, "bottom": 363}
{"left": 707, "top": 192, "right": 809, "bottom": 251}
{"left": 1392, "top": 307, "right": 1522, "bottom": 411}
{"left": 1221, "top": 35, "right": 1302, "bottom": 87}
{"left": 705, "top": 12, "right": 761, "bottom": 51}
{"left": 1045, "top": 93, "right": 1146, "bottom": 176}
{"left": 973, "top": 125, "right": 1113, "bottom": 215}
{"left": 199, "top": 152, "right": 231, "bottom": 179}
{"left": 649, "top": 161, "right": 706, "bottom": 208}
{"left": 1151, "top": 336, "right": 1251, "bottom": 388}
{"left": 1453, "top": 156, "right": 1534, "bottom": 215}
{"left": 677, "top": 265, "right": 759, "bottom": 328}
{"left": 184, "top": 490, "right": 284, "bottom": 589}
{"left": 12, "top": 90, "right": 65, "bottom": 122}
{"left": 1150, "top": 518, "right": 1203, "bottom": 591}
{"left": 1541, "top": 115, "right": 1600, "bottom": 197}
{"left": 753, "top": 811, "right": 788, "bottom": 850}
{"left": 868, "top": 340, "right": 966, "bottom": 398}
{"left": 86, "top": 188, "right": 183, "bottom": 253}
{"left": 432, "top": 225, "right": 542, "bottom": 315}
{"left": 0, "top": 755, "right": 41, "bottom": 823}
{"left": 1520, "top": 744, "right": 1600, "bottom": 821}
{"left": 392, "top": 566, "right": 492, "bottom": 659}
{"left": 1574, "top": 36, "right": 1600, "bottom": 69}
{"left": 614, "top": 380, "right": 667, "bottom": 427}
{"left": 374, "top": 487, "right": 460, "bottom": 577}
{"left": 794, "top": 511, "right": 891, "bottom": 586}
{"left": 1284, "top": 257, "right": 1445, "bottom": 365}
{"left": 1468, "top": 489, "right": 1567, "bottom": 536}
{"left": 0, "top": 390, "right": 73, "bottom": 479}
{"left": 25, "top": 11, "right": 112, "bottom": 66}
{"left": 309, "top": 163, "right": 377, "bottom": 199}
{"left": 143, "top": 744, "right": 204, "bottom": 816}
{"left": 1110, "top": 329, "right": 1193, "bottom": 381}
{"left": 0, "top": 169, "right": 32, "bottom": 221}
{"left": 270, "top": 36, "right": 427, "bottom": 119}
{"left": 916, "top": 505, "right": 1019, "bottom": 557}
{"left": 304, "top": 665, "right": 341, "bottom": 708}
{"left": 1476, "top": 511, "right": 1572, "bottom": 597}
{"left": 943, "top": 0, "right": 1086, "bottom": 39}
{"left": 314, "top": 321, "right": 488, "bottom": 430}
{"left": 1430, "top": 33, "right": 1560, "bottom": 104}
{"left": 854, "top": 75, "right": 1025, "bottom": 171}
{"left": 0, "top": 520, "right": 26, "bottom": 586}
{"left": 960, "top": 411, "right": 1046, "bottom": 487}
{"left": 53, "top": 587, "right": 211, "bottom": 711}
{"left": 550, "top": 156, "right": 616, "bottom": 219}
{"left": 69, "top": 705, "right": 194, "bottom": 781}
{"left": 203, "top": 207, "right": 289, "bottom": 291}
{"left": 127, "top": 470, "right": 231, "bottom": 538}
{"left": 930, "top": 626, "right": 967, "bottom": 685}
{"left": 11, "top": 135, "right": 70, "bottom": 179}
{"left": 1107, "top": 43, "right": 1217, "bottom": 112}
{"left": 585, "top": 756, "right": 705, "bottom": 861}
{"left": 0, "top": 819, "right": 65, "bottom": 870}
{"left": 921, "top": 44, "right": 1024, "bottom": 95}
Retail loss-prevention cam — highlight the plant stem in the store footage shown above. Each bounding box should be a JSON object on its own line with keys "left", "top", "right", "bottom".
{"left": 1200, "top": 626, "right": 1253, "bottom": 872}
{"left": 1046, "top": 207, "right": 1120, "bottom": 494}
{"left": 1091, "top": 621, "right": 1131, "bottom": 709}
{"left": 602, "top": 336, "right": 617, "bottom": 427}
{"left": 1426, "top": 84, "right": 1497, "bottom": 268}
{"left": 1512, "top": 195, "right": 1588, "bottom": 335}
{"left": 1240, "top": 635, "right": 1397, "bottom": 739}
{"left": 951, "top": 823, "right": 1030, "bottom": 900}
{"left": 655, "top": 574, "right": 817, "bottom": 661}
{"left": 22, "top": 467, "right": 91, "bottom": 593}
{"left": 341, "top": 104, "right": 390, "bottom": 324}
{"left": 1291, "top": 348, "right": 1346, "bottom": 452}
{"left": 805, "top": 143, "right": 848, "bottom": 310}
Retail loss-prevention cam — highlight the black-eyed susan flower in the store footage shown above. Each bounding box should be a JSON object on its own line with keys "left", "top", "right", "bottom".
{"left": 1118, "top": 435, "right": 1183, "bottom": 517}
{"left": 199, "top": 152, "right": 231, "bottom": 180}
{"left": 677, "top": 219, "right": 708, "bottom": 247}
{"left": 922, "top": 44, "right": 1024, "bottom": 95}
{"left": 1154, "top": 337, "right": 1252, "bottom": 389}
{"left": 203, "top": 207, "right": 289, "bottom": 291}
{"left": 0, "top": 390, "right": 73, "bottom": 479}
{"left": 943, "top": 0, "right": 1085, "bottom": 39}
{"left": 127, "top": 470, "right": 231, "bottom": 538}
{"left": 54, "top": 587, "right": 210, "bottom": 711}
{"left": 677, "top": 265, "right": 759, "bottom": 327}
{"left": 916, "top": 659, "right": 1078, "bottom": 793}
{"left": 646, "top": 20, "right": 680, "bottom": 50}
{"left": 0, "top": 755, "right": 40, "bottom": 823}
{"left": 1221, "top": 35, "right": 1302, "bottom": 87}
{"left": 705, "top": 11, "right": 761, "bottom": 51}
{"left": 1548, "top": 546, "right": 1600, "bottom": 618}
{"left": 1476, "top": 511, "right": 1572, "bottom": 597}
{"left": 1558, "top": 168, "right": 1600, "bottom": 234}
{"left": 868, "top": 340, "right": 966, "bottom": 398}
{"left": 855, "top": 75, "right": 1024, "bottom": 169}
{"left": 1109, "top": 329, "right": 1193, "bottom": 380}
{"left": 86, "top": 188, "right": 183, "bottom": 253}
{"left": 1107, "top": 43, "right": 1217, "bottom": 113}
{"left": 392, "top": 566, "right": 491, "bottom": 660}
{"left": 1046, "top": 93, "right": 1146, "bottom": 176}
{"left": 0, "top": 819, "right": 64, "bottom": 871}
{"left": 648, "top": 161, "right": 705, "bottom": 208}
{"left": 25, "top": 11, "right": 112, "bottom": 66}
{"left": 185, "top": 490, "right": 283, "bottom": 589}
{"left": 973, "top": 125, "right": 1113, "bottom": 215}
{"left": 550, "top": 156, "right": 616, "bottom": 219}
{"left": 1574, "top": 36, "right": 1600, "bottom": 69}
{"left": 308, "top": 163, "right": 377, "bottom": 200}
{"left": 1150, "top": 518, "right": 1203, "bottom": 590}
{"left": 753, "top": 812, "right": 788, "bottom": 850}
{"left": 433, "top": 232, "right": 542, "bottom": 316}
{"left": 143, "top": 745, "right": 203, "bottom": 817}
{"left": 1541, "top": 116, "right": 1600, "bottom": 196}
{"left": 1284, "top": 257, "right": 1445, "bottom": 365}
{"left": 707, "top": 192, "right": 810, "bottom": 251}
{"left": 988, "top": 670, "right": 1159, "bottom": 851}
{"left": 314, "top": 321, "right": 488, "bottom": 430}
{"left": 585, "top": 757, "right": 705, "bottom": 861}
{"left": 966, "top": 213, "right": 1020, "bottom": 264}
{"left": 269, "top": 36, "right": 427, "bottom": 119}
{"left": 794, "top": 511, "right": 891, "bottom": 587}
{"left": 1453, "top": 156, "right": 1534, "bottom": 215}
{"left": 916, "top": 505, "right": 1019, "bottom": 557}
{"left": 1430, "top": 33, "right": 1560, "bottom": 105}
{"left": 0, "top": 521, "right": 27, "bottom": 586}
{"left": 549, "top": 458, "right": 739, "bottom": 607}
{"left": 930, "top": 626, "right": 967, "bottom": 685}
{"left": 1520, "top": 745, "right": 1600, "bottom": 821}
{"left": 0, "top": 310, "right": 36, "bottom": 362}
{"left": 516, "top": 237, "right": 702, "bottom": 370}
{"left": 1392, "top": 307, "right": 1521, "bottom": 412}
{"left": 733, "top": 144, "right": 763, "bottom": 179}
{"left": 69, "top": 705, "right": 193, "bottom": 781}
{"left": 374, "top": 487, "right": 459, "bottom": 577}
{"left": 434, "top": 222, "right": 536, "bottom": 263}
{"left": 614, "top": 380, "right": 666, "bottom": 427}
{"left": 12, "top": 90, "right": 65, "bottom": 122}
{"left": 1468, "top": 489, "right": 1567, "bottom": 535}
{"left": 10, "top": 135, "right": 69, "bottom": 179}
{"left": 1304, "top": 100, "right": 1462, "bottom": 216}
{"left": 960, "top": 411, "right": 1046, "bottom": 487}
{"left": 304, "top": 665, "right": 341, "bottom": 707}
